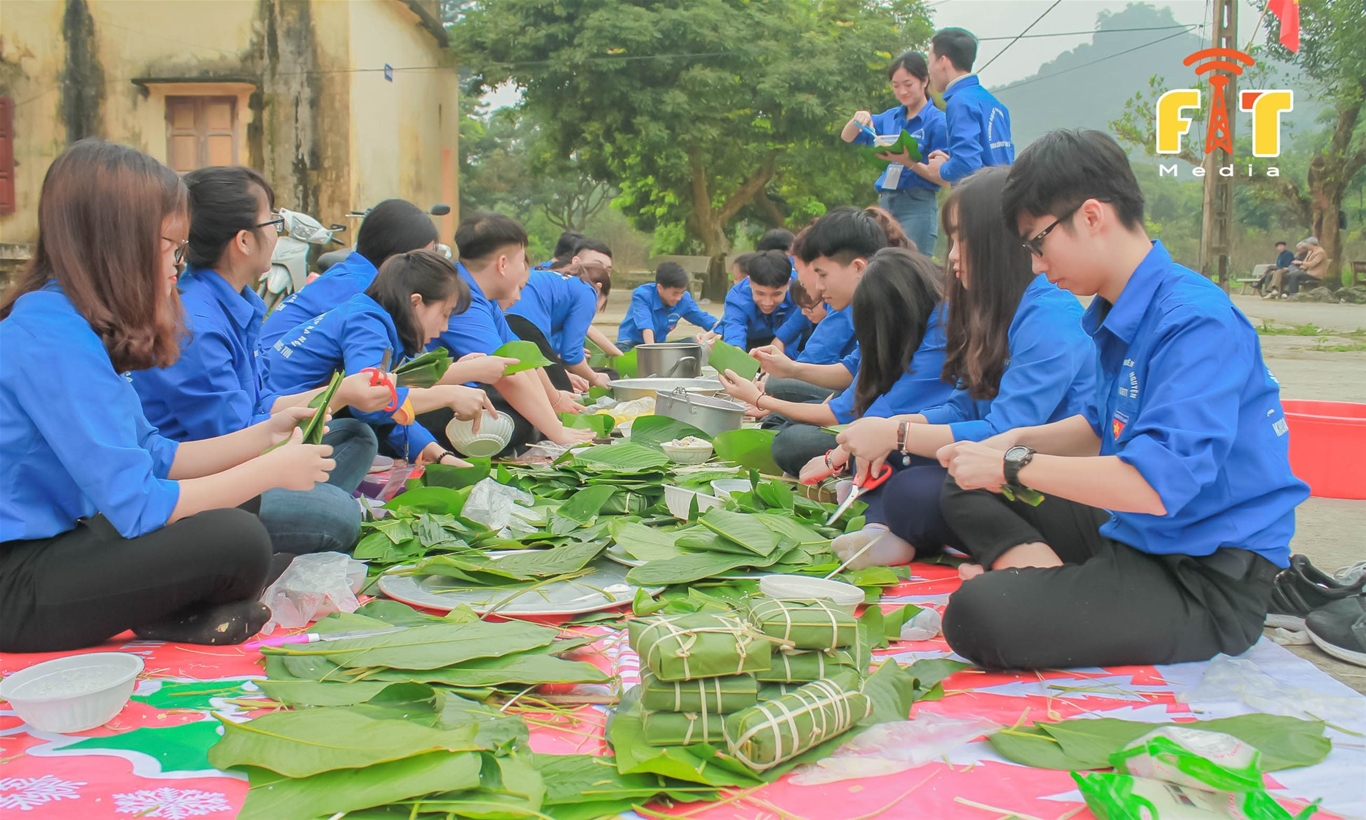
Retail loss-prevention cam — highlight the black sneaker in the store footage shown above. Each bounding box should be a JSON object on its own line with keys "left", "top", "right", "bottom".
{"left": 1266, "top": 554, "right": 1366, "bottom": 630}
{"left": 1306, "top": 597, "right": 1366, "bottom": 668}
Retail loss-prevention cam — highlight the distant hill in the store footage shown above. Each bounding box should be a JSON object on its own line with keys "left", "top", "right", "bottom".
{"left": 990, "top": 2, "right": 1322, "bottom": 151}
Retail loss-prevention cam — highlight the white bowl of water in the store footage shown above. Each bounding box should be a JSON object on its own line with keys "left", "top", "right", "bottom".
{"left": 0, "top": 652, "right": 143, "bottom": 733}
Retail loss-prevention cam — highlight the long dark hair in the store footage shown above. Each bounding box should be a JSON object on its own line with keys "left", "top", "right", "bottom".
{"left": 562, "top": 259, "right": 612, "bottom": 299}
{"left": 940, "top": 167, "right": 1035, "bottom": 400}
{"left": 1, "top": 139, "right": 188, "bottom": 372}
{"left": 356, "top": 199, "right": 439, "bottom": 268}
{"left": 184, "top": 166, "right": 276, "bottom": 269}
{"left": 365, "top": 250, "right": 469, "bottom": 356}
{"left": 851, "top": 248, "right": 942, "bottom": 417}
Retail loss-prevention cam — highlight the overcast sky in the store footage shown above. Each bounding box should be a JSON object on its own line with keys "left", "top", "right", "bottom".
{"left": 482, "top": 0, "right": 1272, "bottom": 109}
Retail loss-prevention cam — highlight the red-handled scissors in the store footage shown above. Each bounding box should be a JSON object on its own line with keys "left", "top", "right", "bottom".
{"left": 824, "top": 463, "right": 893, "bottom": 527}
{"left": 361, "top": 350, "right": 398, "bottom": 413}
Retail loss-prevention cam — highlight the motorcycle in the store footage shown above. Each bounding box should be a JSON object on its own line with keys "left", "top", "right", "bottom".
{"left": 259, "top": 209, "right": 346, "bottom": 312}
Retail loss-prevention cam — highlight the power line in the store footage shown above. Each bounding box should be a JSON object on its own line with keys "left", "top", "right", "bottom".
{"left": 991, "top": 27, "right": 1198, "bottom": 94}
{"left": 976, "top": 24, "right": 1196, "bottom": 41}
{"left": 977, "top": 0, "right": 1062, "bottom": 74}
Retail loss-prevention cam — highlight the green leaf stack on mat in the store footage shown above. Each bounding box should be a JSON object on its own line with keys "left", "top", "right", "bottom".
{"left": 392, "top": 348, "right": 451, "bottom": 387}
{"left": 492, "top": 339, "right": 554, "bottom": 374}
{"left": 708, "top": 339, "right": 760, "bottom": 381}
{"left": 723, "top": 674, "right": 871, "bottom": 772}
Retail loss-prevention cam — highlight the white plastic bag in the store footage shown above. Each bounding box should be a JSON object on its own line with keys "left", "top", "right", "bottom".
{"left": 1178, "top": 656, "right": 1361, "bottom": 724}
{"left": 461, "top": 478, "right": 535, "bottom": 534}
{"left": 259, "top": 552, "right": 367, "bottom": 634}
{"left": 789, "top": 712, "right": 1000, "bottom": 785}
{"left": 900, "top": 607, "right": 943, "bottom": 641}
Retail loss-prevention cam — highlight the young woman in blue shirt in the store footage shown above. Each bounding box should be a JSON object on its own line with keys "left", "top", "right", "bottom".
{"left": 934, "top": 130, "right": 1306, "bottom": 669}
{"left": 506, "top": 260, "right": 615, "bottom": 391}
{"left": 261, "top": 251, "right": 497, "bottom": 467}
{"left": 835, "top": 166, "right": 1096, "bottom": 568}
{"left": 0, "top": 141, "right": 335, "bottom": 652}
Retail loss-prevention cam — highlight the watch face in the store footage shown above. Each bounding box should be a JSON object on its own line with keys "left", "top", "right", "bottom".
{"left": 1005, "top": 446, "right": 1030, "bottom": 464}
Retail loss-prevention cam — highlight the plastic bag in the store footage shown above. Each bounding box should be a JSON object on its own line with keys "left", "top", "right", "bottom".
{"left": 899, "top": 607, "right": 943, "bottom": 641}
{"left": 789, "top": 712, "right": 1000, "bottom": 785}
{"left": 1074, "top": 771, "right": 1318, "bottom": 820}
{"left": 259, "top": 552, "right": 367, "bottom": 634}
{"left": 1178, "top": 656, "right": 1361, "bottom": 724}
{"left": 1111, "top": 727, "right": 1263, "bottom": 793}
{"left": 461, "top": 478, "right": 535, "bottom": 535}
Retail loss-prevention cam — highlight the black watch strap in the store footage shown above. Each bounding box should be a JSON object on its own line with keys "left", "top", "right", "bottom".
{"left": 1003, "top": 446, "right": 1035, "bottom": 486}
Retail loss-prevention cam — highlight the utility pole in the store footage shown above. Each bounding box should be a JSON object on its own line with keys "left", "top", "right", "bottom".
{"left": 1200, "top": 0, "right": 1237, "bottom": 289}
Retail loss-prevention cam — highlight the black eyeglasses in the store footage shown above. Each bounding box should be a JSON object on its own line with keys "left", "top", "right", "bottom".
{"left": 163, "top": 236, "right": 189, "bottom": 265}
{"left": 1022, "top": 203, "right": 1082, "bottom": 258}
{"left": 256, "top": 213, "right": 285, "bottom": 235}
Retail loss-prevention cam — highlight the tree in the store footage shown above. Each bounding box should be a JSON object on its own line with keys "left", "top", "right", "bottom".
{"left": 453, "top": 0, "right": 932, "bottom": 297}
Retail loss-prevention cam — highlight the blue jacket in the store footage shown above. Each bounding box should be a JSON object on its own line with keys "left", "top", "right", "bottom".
{"left": 829, "top": 304, "right": 953, "bottom": 423}
{"left": 507, "top": 269, "right": 598, "bottom": 366}
{"left": 1083, "top": 242, "right": 1306, "bottom": 567}
{"left": 852, "top": 103, "right": 949, "bottom": 192}
{"left": 779, "top": 305, "right": 857, "bottom": 365}
{"left": 1, "top": 284, "right": 180, "bottom": 540}
{"left": 131, "top": 267, "right": 275, "bottom": 442}
{"left": 259, "top": 251, "right": 378, "bottom": 353}
{"left": 920, "top": 275, "right": 1095, "bottom": 440}
{"left": 720, "top": 278, "right": 796, "bottom": 350}
{"left": 938, "top": 75, "right": 1015, "bottom": 184}
{"left": 433, "top": 265, "right": 518, "bottom": 367}
{"left": 617, "top": 283, "right": 719, "bottom": 345}
{"left": 261, "top": 293, "right": 436, "bottom": 459}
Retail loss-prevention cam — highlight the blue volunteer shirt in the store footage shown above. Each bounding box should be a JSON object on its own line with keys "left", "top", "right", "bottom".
{"left": 1083, "top": 242, "right": 1307, "bottom": 567}
{"left": 507, "top": 269, "right": 598, "bottom": 366}
{"left": 938, "top": 75, "right": 1015, "bottom": 185}
{"left": 852, "top": 103, "right": 949, "bottom": 193}
{"left": 433, "top": 264, "right": 517, "bottom": 362}
{"left": 920, "top": 275, "right": 1095, "bottom": 440}
{"left": 720, "top": 278, "right": 796, "bottom": 350}
{"left": 131, "top": 267, "right": 276, "bottom": 442}
{"left": 259, "top": 251, "right": 378, "bottom": 353}
{"left": 0, "top": 284, "right": 180, "bottom": 541}
{"left": 261, "top": 293, "right": 436, "bottom": 459}
{"left": 617, "top": 283, "right": 719, "bottom": 345}
{"left": 777, "top": 305, "right": 857, "bottom": 365}
{"left": 775, "top": 313, "right": 815, "bottom": 357}
{"left": 829, "top": 304, "right": 953, "bottom": 423}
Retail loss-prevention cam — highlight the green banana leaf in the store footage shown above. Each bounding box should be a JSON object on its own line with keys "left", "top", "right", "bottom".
{"left": 609, "top": 520, "right": 689, "bottom": 562}
{"left": 560, "top": 412, "right": 614, "bottom": 437}
{"left": 383, "top": 486, "right": 469, "bottom": 517}
{"left": 255, "top": 680, "right": 435, "bottom": 709}
{"left": 712, "top": 428, "right": 781, "bottom": 475}
{"left": 492, "top": 340, "right": 554, "bottom": 374}
{"left": 855, "top": 129, "right": 923, "bottom": 169}
{"left": 574, "top": 442, "right": 671, "bottom": 471}
{"left": 393, "top": 349, "right": 452, "bottom": 388}
{"left": 208, "top": 708, "right": 483, "bottom": 778}
{"left": 709, "top": 339, "right": 760, "bottom": 381}
{"left": 609, "top": 348, "right": 638, "bottom": 379}
{"left": 556, "top": 485, "right": 618, "bottom": 525}
{"left": 265, "top": 370, "right": 343, "bottom": 452}
{"left": 861, "top": 658, "right": 970, "bottom": 725}
{"left": 236, "top": 751, "right": 481, "bottom": 820}
{"left": 415, "top": 539, "right": 606, "bottom": 584}
{"left": 625, "top": 550, "right": 770, "bottom": 585}
{"left": 369, "top": 652, "right": 610, "bottom": 688}
{"left": 419, "top": 460, "right": 491, "bottom": 489}
{"left": 698, "top": 509, "right": 779, "bottom": 557}
{"left": 628, "top": 414, "right": 713, "bottom": 448}
{"left": 265, "top": 622, "right": 559, "bottom": 670}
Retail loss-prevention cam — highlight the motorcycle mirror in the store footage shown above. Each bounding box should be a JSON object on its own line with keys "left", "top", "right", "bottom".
{"left": 429, "top": 204, "right": 451, "bottom": 216}
{"left": 329, "top": 224, "right": 346, "bottom": 231}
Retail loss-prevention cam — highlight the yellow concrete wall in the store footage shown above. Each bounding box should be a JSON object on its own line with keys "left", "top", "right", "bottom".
{"left": 0, "top": 1, "right": 69, "bottom": 242}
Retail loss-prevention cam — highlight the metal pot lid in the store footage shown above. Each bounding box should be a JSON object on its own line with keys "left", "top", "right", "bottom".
{"left": 656, "top": 390, "right": 745, "bottom": 412}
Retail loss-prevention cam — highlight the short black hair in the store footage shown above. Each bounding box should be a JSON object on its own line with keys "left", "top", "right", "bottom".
{"left": 887, "top": 50, "right": 929, "bottom": 83}
{"left": 453, "top": 212, "right": 528, "bottom": 261}
{"left": 789, "top": 278, "right": 821, "bottom": 309}
{"left": 655, "top": 262, "right": 690, "bottom": 289}
{"left": 1275, "top": 241, "right": 1287, "bottom": 247}
{"left": 747, "top": 250, "right": 792, "bottom": 288}
{"left": 572, "top": 236, "right": 613, "bottom": 258}
{"left": 357, "top": 199, "right": 440, "bottom": 268}
{"left": 183, "top": 166, "right": 275, "bottom": 269}
{"left": 756, "top": 228, "right": 795, "bottom": 253}
{"left": 1001, "top": 129, "right": 1146, "bottom": 234}
{"left": 931, "top": 28, "right": 978, "bottom": 73}
{"left": 365, "top": 249, "right": 469, "bottom": 356}
{"left": 552, "top": 231, "right": 585, "bottom": 261}
{"left": 731, "top": 252, "right": 756, "bottom": 275}
{"left": 797, "top": 207, "right": 888, "bottom": 265}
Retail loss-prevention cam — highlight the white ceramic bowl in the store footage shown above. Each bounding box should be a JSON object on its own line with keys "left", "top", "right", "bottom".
{"left": 759, "top": 575, "right": 865, "bottom": 614}
{"left": 663, "top": 485, "right": 725, "bottom": 520}
{"left": 661, "top": 440, "right": 713, "bottom": 465}
{"left": 446, "top": 411, "right": 515, "bottom": 458}
{"left": 0, "top": 652, "right": 144, "bottom": 733}
{"left": 710, "top": 479, "right": 753, "bottom": 499}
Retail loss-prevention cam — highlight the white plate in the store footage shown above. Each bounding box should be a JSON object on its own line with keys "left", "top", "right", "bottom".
{"left": 602, "top": 543, "right": 763, "bottom": 581}
{"left": 379, "top": 558, "right": 661, "bottom": 616}
{"left": 368, "top": 455, "right": 395, "bottom": 474}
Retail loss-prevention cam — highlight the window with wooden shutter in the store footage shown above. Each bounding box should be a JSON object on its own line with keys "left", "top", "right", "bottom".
{"left": 0, "top": 96, "right": 14, "bottom": 216}
{"left": 164, "top": 96, "right": 238, "bottom": 172}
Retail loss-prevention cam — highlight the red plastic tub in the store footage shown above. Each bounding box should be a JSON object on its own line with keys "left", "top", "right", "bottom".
{"left": 1282, "top": 400, "right": 1366, "bottom": 500}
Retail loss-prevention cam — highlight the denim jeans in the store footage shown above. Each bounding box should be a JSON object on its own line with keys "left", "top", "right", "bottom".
{"left": 258, "top": 418, "right": 377, "bottom": 555}
{"left": 879, "top": 186, "right": 940, "bottom": 258}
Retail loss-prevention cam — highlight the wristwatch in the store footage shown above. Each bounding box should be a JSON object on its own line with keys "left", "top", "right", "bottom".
{"left": 1003, "top": 445, "right": 1036, "bottom": 487}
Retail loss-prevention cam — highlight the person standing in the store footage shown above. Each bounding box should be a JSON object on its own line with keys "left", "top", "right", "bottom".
{"left": 842, "top": 51, "right": 949, "bottom": 256}
{"left": 925, "top": 28, "right": 1015, "bottom": 186}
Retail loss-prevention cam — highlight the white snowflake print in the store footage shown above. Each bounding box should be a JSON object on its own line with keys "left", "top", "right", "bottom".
{"left": 114, "top": 788, "right": 232, "bottom": 819}
{"left": 0, "top": 775, "right": 85, "bottom": 810}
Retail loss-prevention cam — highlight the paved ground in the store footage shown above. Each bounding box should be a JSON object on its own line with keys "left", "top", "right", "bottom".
{"left": 592, "top": 293, "right": 1366, "bottom": 692}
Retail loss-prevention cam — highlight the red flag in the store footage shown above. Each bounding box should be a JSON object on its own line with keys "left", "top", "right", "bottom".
{"left": 1268, "top": 0, "right": 1300, "bottom": 52}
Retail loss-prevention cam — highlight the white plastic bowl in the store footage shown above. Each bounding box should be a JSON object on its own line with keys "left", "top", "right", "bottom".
{"left": 661, "top": 440, "right": 713, "bottom": 465}
{"left": 663, "top": 485, "right": 725, "bottom": 520}
{"left": 710, "top": 479, "right": 753, "bottom": 499}
{"left": 0, "top": 652, "right": 144, "bottom": 733}
{"left": 759, "top": 575, "right": 865, "bottom": 614}
{"left": 446, "top": 411, "right": 515, "bottom": 458}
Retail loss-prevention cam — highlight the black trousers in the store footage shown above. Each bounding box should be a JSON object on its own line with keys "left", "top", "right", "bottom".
{"left": 862, "top": 462, "right": 963, "bottom": 556}
{"left": 938, "top": 478, "right": 1278, "bottom": 670}
{"left": 0, "top": 502, "right": 272, "bottom": 653}
{"left": 417, "top": 385, "right": 538, "bottom": 458}
{"left": 506, "top": 314, "right": 573, "bottom": 392}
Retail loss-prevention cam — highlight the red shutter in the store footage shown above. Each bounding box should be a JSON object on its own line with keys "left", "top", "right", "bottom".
{"left": 0, "top": 97, "right": 15, "bottom": 216}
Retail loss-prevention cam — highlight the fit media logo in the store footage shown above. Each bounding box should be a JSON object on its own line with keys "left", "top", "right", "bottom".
{"left": 1154, "top": 49, "right": 1293, "bottom": 178}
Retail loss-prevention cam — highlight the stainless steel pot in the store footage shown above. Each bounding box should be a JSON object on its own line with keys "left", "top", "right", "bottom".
{"left": 655, "top": 388, "right": 745, "bottom": 437}
{"left": 635, "top": 342, "right": 702, "bottom": 378}
{"left": 607, "top": 378, "right": 723, "bottom": 402}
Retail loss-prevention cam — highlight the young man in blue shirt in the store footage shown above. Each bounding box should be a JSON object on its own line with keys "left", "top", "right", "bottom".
{"left": 719, "top": 250, "right": 796, "bottom": 351}
{"left": 934, "top": 130, "right": 1308, "bottom": 670}
{"left": 616, "top": 262, "right": 720, "bottom": 350}
{"left": 925, "top": 28, "right": 1015, "bottom": 186}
